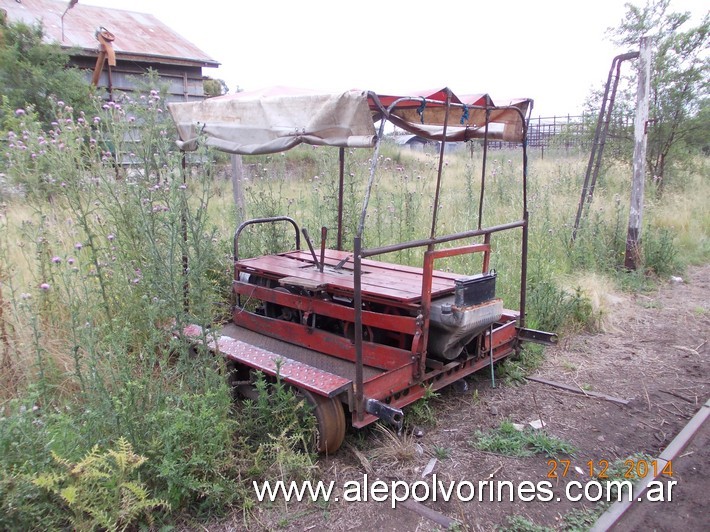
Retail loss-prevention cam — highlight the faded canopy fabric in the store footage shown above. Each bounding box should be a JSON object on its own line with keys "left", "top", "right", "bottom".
{"left": 167, "top": 86, "right": 533, "bottom": 154}
{"left": 167, "top": 87, "right": 377, "bottom": 155}
{"left": 370, "top": 89, "right": 532, "bottom": 143}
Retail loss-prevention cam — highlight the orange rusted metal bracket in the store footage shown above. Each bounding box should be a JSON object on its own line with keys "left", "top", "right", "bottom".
{"left": 91, "top": 27, "right": 117, "bottom": 87}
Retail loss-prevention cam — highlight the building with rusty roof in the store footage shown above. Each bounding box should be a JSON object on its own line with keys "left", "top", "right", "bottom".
{"left": 0, "top": 0, "right": 220, "bottom": 101}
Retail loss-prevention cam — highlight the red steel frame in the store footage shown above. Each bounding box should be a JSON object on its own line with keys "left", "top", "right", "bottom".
{"left": 221, "top": 90, "right": 542, "bottom": 430}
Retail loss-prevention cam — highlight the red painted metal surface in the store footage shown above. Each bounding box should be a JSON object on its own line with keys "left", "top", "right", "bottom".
{"left": 233, "top": 310, "right": 414, "bottom": 372}
{"left": 237, "top": 250, "right": 456, "bottom": 305}
{"left": 233, "top": 281, "right": 418, "bottom": 335}
{"left": 231, "top": 239, "right": 520, "bottom": 421}
{"left": 289, "top": 249, "right": 462, "bottom": 281}
{"left": 353, "top": 322, "right": 516, "bottom": 427}
{"left": 209, "top": 335, "right": 351, "bottom": 398}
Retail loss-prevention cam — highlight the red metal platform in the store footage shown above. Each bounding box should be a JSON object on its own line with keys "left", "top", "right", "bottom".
{"left": 208, "top": 335, "right": 352, "bottom": 398}
{"left": 237, "top": 249, "right": 460, "bottom": 305}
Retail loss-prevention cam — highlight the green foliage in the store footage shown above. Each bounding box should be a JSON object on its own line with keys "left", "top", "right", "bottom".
{"left": 0, "top": 20, "right": 94, "bottom": 129}
{"left": 471, "top": 420, "right": 576, "bottom": 458}
{"left": 144, "top": 389, "right": 240, "bottom": 514}
{"left": 605, "top": 0, "right": 709, "bottom": 189}
{"left": 0, "top": 81, "right": 237, "bottom": 525}
{"left": 496, "top": 344, "right": 545, "bottom": 386}
{"left": 403, "top": 384, "right": 440, "bottom": 428}
{"left": 642, "top": 226, "right": 681, "bottom": 277}
{"left": 433, "top": 445, "right": 451, "bottom": 460}
{"left": 1, "top": 469, "right": 66, "bottom": 531}
{"left": 501, "top": 514, "right": 553, "bottom": 532}
{"left": 203, "top": 77, "right": 229, "bottom": 97}
{"left": 33, "top": 437, "right": 169, "bottom": 532}
{"left": 526, "top": 279, "right": 594, "bottom": 333}
{"left": 562, "top": 507, "right": 599, "bottom": 532}
{"left": 236, "top": 371, "right": 318, "bottom": 481}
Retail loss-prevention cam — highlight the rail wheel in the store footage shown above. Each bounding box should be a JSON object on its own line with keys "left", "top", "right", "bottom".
{"left": 298, "top": 388, "right": 346, "bottom": 454}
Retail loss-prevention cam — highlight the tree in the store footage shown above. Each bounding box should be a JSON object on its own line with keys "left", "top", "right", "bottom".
{"left": 606, "top": 0, "right": 709, "bottom": 192}
{"left": 203, "top": 77, "right": 229, "bottom": 98}
{"left": 0, "top": 20, "right": 93, "bottom": 128}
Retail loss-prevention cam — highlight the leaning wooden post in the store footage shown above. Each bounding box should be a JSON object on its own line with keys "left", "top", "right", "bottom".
{"left": 624, "top": 36, "right": 651, "bottom": 270}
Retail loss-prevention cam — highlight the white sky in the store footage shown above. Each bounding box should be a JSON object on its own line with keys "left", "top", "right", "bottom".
{"left": 82, "top": 0, "right": 707, "bottom": 117}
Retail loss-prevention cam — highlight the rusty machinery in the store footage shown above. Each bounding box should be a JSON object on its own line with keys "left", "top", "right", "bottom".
{"left": 170, "top": 88, "right": 558, "bottom": 453}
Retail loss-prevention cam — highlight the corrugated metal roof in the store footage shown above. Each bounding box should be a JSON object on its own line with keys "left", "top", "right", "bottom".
{"left": 0, "top": 0, "right": 219, "bottom": 68}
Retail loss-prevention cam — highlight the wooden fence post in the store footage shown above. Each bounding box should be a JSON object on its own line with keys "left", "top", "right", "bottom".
{"left": 624, "top": 36, "right": 651, "bottom": 270}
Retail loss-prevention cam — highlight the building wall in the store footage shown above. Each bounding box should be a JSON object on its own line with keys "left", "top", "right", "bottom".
{"left": 70, "top": 56, "right": 206, "bottom": 102}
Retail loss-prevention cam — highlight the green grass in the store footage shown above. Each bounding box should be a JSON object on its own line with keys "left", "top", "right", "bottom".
{"left": 471, "top": 420, "right": 576, "bottom": 458}
{"left": 500, "top": 515, "right": 554, "bottom": 532}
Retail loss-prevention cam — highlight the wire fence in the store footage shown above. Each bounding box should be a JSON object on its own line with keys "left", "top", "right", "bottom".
{"left": 489, "top": 113, "right": 634, "bottom": 156}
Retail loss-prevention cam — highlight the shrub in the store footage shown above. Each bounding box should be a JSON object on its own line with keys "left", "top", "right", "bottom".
{"left": 33, "top": 437, "right": 168, "bottom": 531}
{"left": 235, "top": 371, "right": 317, "bottom": 482}
{"left": 526, "top": 278, "right": 594, "bottom": 333}
{"left": 643, "top": 226, "right": 681, "bottom": 277}
{"left": 144, "top": 388, "right": 240, "bottom": 514}
{"left": 0, "top": 469, "right": 66, "bottom": 531}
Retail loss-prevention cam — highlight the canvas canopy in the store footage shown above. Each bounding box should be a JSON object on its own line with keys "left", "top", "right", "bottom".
{"left": 167, "top": 86, "right": 532, "bottom": 155}
{"left": 168, "top": 87, "right": 377, "bottom": 155}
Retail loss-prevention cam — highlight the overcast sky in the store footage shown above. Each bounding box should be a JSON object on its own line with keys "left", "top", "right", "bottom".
{"left": 82, "top": 0, "right": 707, "bottom": 117}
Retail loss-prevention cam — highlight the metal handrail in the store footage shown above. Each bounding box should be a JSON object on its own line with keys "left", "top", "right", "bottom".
{"left": 233, "top": 216, "right": 301, "bottom": 263}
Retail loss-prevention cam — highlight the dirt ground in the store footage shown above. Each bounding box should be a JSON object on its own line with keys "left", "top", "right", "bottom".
{"left": 214, "top": 264, "right": 709, "bottom": 531}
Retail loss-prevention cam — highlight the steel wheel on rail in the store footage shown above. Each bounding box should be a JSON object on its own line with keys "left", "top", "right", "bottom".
{"left": 298, "top": 388, "right": 346, "bottom": 454}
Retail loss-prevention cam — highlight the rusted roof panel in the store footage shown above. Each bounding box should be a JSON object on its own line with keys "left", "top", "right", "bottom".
{"left": 0, "top": 0, "right": 219, "bottom": 68}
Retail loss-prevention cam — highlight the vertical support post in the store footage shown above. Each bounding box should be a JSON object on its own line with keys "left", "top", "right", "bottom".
{"left": 482, "top": 233, "right": 491, "bottom": 273}
{"left": 319, "top": 226, "right": 327, "bottom": 273}
{"left": 181, "top": 153, "right": 189, "bottom": 312}
{"left": 353, "top": 236, "right": 364, "bottom": 421}
{"left": 337, "top": 147, "right": 345, "bottom": 250}
{"left": 520, "top": 211, "right": 529, "bottom": 329}
{"left": 107, "top": 65, "right": 113, "bottom": 102}
{"left": 625, "top": 36, "right": 651, "bottom": 270}
{"left": 429, "top": 90, "right": 452, "bottom": 241}
{"left": 478, "top": 109, "right": 491, "bottom": 230}
{"left": 418, "top": 250, "right": 435, "bottom": 378}
{"left": 489, "top": 324, "right": 495, "bottom": 388}
{"left": 231, "top": 154, "right": 245, "bottom": 225}
{"left": 519, "top": 132, "right": 529, "bottom": 329}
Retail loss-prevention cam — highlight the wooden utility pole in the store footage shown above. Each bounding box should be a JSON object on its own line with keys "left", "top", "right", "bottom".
{"left": 624, "top": 36, "right": 651, "bottom": 270}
